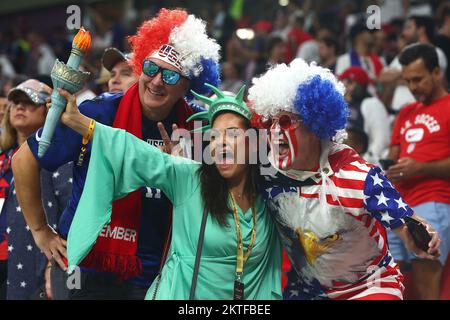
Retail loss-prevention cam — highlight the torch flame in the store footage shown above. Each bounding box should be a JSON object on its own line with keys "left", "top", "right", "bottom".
{"left": 73, "top": 27, "right": 91, "bottom": 52}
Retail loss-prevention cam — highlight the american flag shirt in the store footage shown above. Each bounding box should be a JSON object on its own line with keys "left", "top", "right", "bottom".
{"left": 261, "top": 141, "right": 413, "bottom": 300}
{"left": 5, "top": 163, "right": 72, "bottom": 300}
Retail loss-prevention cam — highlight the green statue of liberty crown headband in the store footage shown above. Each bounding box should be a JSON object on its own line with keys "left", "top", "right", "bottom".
{"left": 186, "top": 83, "right": 252, "bottom": 132}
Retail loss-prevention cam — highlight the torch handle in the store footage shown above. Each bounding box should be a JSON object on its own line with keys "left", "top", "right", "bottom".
{"left": 38, "top": 90, "right": 67, "bottom": 158}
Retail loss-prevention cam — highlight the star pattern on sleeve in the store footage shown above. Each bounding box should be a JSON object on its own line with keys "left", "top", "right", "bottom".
{"left": 363, "top": 167, "right": 413, "bottom": 229}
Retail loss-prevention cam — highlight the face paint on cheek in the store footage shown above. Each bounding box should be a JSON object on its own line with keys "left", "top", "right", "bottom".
{"left": 268, "top": 127, "right": 281, "bottom": 167}
{"left": 281, "top": 126, "right": 298, "bottom": 169}
{"left": 269, "top": 125, "right": 299, "bottom": 170}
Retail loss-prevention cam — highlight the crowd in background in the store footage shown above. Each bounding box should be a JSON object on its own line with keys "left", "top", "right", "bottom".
{"left": 0, "top": 0, "right": 449, "bottom": 300}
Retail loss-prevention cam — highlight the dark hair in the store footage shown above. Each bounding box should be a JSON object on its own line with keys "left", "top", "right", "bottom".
{"left": 349, "top": 22, "right": 369, "bottom": 44}
{"left": 398, "top": 43, "right": 439, "bottom": 72}
{"left": 320, "top": 36, "right": 339, "bottom": 53}
{"left": 197, "top": 116, "right": 261, "bottom": 227}
{"left": 408, "top": 15, "right": 435, "bottom": 42}
{"left": 346, "top": 127, "right": 368, "bottom": 155}
{"left": 437, "top": 2, "right": 450, "bottom": 28}
{"left": 264, "top": 36, "right": 284, "bottom": 59}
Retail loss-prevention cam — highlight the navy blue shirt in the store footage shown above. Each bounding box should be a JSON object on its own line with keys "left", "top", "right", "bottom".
{"left": 27, "top": 92, "right": 197, "bottom": 287}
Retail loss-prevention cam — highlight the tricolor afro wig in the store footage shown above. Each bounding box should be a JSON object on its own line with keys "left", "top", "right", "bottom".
{"left": 248, "top": 58, "right": 349, "bottom": 141}
{"left": 128, "top": 8, "right": 221, "bottom": 100}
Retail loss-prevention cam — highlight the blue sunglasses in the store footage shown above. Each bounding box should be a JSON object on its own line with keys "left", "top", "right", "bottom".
{"left": 142, "top": 60, "right": 184, "bottom": 85}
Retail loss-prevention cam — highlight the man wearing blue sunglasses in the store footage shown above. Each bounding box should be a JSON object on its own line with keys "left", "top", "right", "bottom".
{"left": 138, "top": 47, "right": 192, "bottom": 123}
{"left": 142, "top": 59, "right": 184, "bottom": 86}
{"left": 12, "top": 8, "right": 220, "bottom": 300}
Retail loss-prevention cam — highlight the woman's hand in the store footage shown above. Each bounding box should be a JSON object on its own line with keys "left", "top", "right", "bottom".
{"left": 32, "top": 224, "right": 67, "bottom": 271}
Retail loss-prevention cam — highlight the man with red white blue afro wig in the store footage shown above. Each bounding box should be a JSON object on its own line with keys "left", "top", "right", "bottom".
{"left": 249, "top": 58, "right": 349, "bottom": 171}
{"left": 129, "top": 8, "right": 220, "bottom": 100}
{"left": 248, "top": 58, "right": 440, "bottom": 300}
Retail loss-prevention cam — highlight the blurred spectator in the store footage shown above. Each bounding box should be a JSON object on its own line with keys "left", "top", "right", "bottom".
{"left": 344, "top": 127, "right": 369, "bottom": 157}
{"left": 402, "top": 16, "right": 447, "bottom": 68}
{"left": 271, "top": 9, "right": 290, "bottom": 42}
{"left": 0, "top": 79, "right": 48, "bottom": 299}
{"left": 252, "top": 36, "right": 286, "bottom": 80}
{"left": 435, "top": 2, "right": 450, "bottom": 86}
{"left": 95, "top": 67, "right": 111, "bottom": 94}
{"left": 2, "top": 75, "right": 28, "bottom": 99}
{"left": 372, "top": 28, "right": 387, "bottom": 58}
{"left": 335, "top": 21, "right": 385, "bottom": 96}
{"left": 219, "top": 61, "right": 244, "bottom": 94}
{"left": 101, "top": 47, "right": 137, "bottom": 93}
{"left": 264, "top": 36, "right": 287, "bottom": 66}
{"left": 339, "top": 66, "right": 390, "bottom": 164}
{"left": 0, "top": 95, "right": 7, "bottom": 126}
{"left": 386, "top": 43, "right": 450, "bottom": 300}
{"left": 211, "top": 0, "right": 227, "bottom": 40}
{"left": 0, "top": 54, "right": 16, "bottom": 79}
{"left": 217, "top": 9, "right": 237, "bottom": 56}
{"left": 5, "top": 29, "right": 29, "bottom": 76}
{"left": 318, "top": 36, "right": 338, "bottom": 73}
{"left": 49, "top": 27, "right": 72, "bottom": 63}
{"left": 226, "top": 32, "right": 255, "bottom": 82}
{"left": 380, "top": 20, "right": 406, "bottom": 66}
{"left": 25, "top": 32, "right": 56, "bottom": 77}
{"left": 241, "top": 20, "right": 272, "bottom": 84}
{"left": 286, "top": 10, "right": 312, "bottom": 63}
{"left": 85, "top": 4, "right": 123, "bottom": 53}
{"left": 2, "top": 80, "right": 72, "bottom": 301}
{"left": 380, "top": 16, "right": 447, "bottom": 113}
{"left": 296, "top": 26, "right": 332, "bottom": 64}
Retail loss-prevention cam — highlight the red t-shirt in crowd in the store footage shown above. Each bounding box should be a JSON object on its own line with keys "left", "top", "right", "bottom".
{"left": 286, "top": 27, "right": 313, "bottom": 62}
{"left": 390, "top": 94, "right": 450, "bottom": 207}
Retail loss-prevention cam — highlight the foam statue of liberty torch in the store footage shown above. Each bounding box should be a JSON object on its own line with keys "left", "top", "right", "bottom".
{"left": 38, "top": 27, "right": 91, "bottom": 157}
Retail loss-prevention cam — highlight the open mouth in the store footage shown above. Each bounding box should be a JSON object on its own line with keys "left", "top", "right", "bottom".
{"left": 271, "top": 139, "right": 290, "bottom": 158}
{"left": 215, "top": 149, "right": 235, "bottom": 165}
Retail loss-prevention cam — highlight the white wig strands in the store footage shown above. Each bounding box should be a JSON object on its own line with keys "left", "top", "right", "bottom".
{"left": 248, "top": 58, "right": 346, "bottom": 117}
{"left": 169, "top": 15, "right": 221, "bottom": 77}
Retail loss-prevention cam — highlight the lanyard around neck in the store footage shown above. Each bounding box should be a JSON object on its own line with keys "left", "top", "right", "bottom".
{"left": 229, "top": 192, "right": 257, "bottom": 279}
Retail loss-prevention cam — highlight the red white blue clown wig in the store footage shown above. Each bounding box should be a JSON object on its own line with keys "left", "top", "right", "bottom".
{"left": 129, "top": 8, "right": 220, "bottom": 100}
{"left": 248, "top": 58, "right": 349, "bottom": 142}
